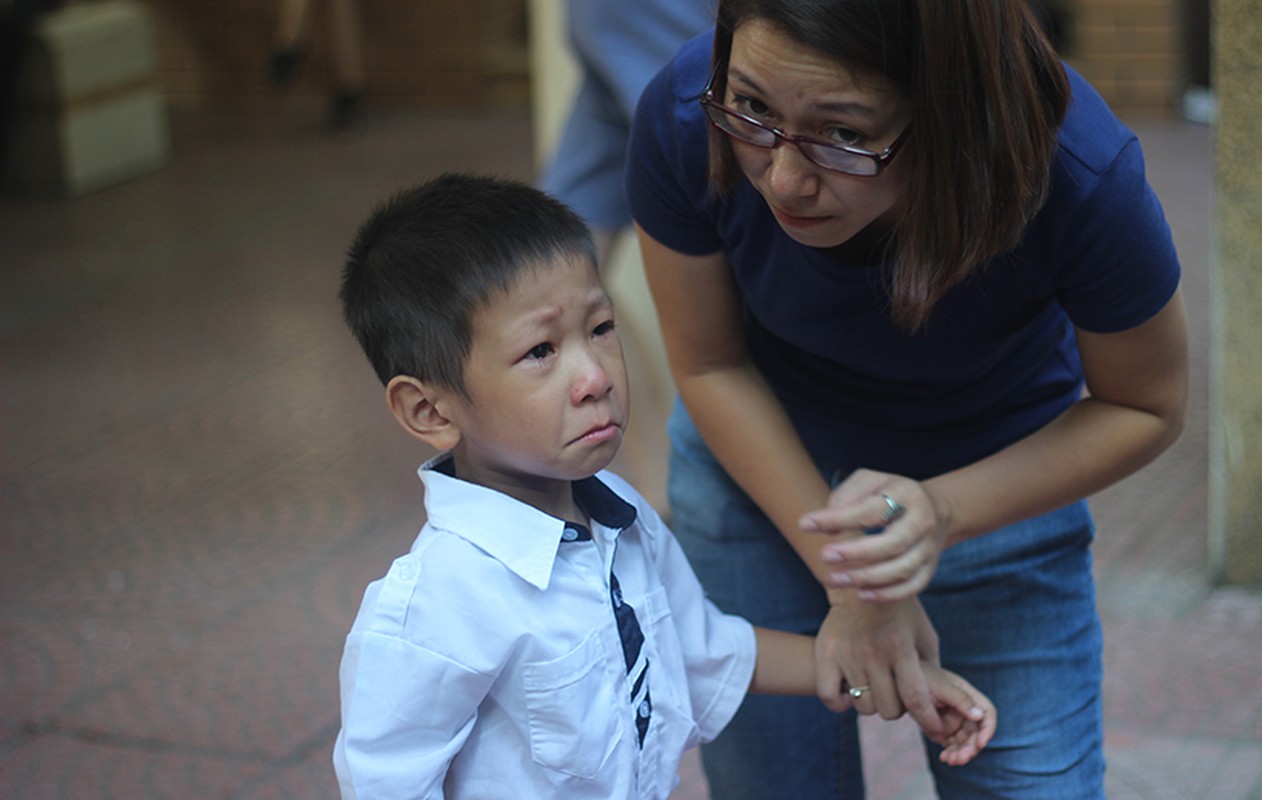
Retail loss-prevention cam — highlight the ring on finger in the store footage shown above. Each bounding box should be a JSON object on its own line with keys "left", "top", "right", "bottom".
{"left": 879, "top": 494, "right": 906, "bottom": 524}
{"left": 847, "top": 684, "right": 871, "bottom": 699}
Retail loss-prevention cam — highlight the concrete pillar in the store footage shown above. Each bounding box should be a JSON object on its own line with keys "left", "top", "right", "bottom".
{"left": 1209, "top": 0, "right": 1262, "bottom": 584}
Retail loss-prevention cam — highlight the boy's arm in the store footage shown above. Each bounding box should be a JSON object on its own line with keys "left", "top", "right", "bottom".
{"left": 748, "top": 628, "right": 821, "bottom": 696}
{"left": 918, "top": 662, "right": 996, "bottom": 766}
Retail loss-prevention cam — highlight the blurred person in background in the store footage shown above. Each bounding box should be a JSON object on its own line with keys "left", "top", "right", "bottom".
{"left": 267, "top": 0, "right": 366, "bottom": 132}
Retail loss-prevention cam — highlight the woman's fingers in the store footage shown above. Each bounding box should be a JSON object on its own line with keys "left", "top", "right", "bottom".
{"left": 824, "top": 546, "right": 938, "bottom": 601}
{"left": 866, "top": 666, "right": 904, "bottom": 720}
{"left": 814, "top": 644, "right": 853, "bottom": 713}
{"left": 801, "top": 489, "right": 913, "bottom": 535}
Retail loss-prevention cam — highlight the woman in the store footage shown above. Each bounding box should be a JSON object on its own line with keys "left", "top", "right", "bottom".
{"left": 625, "top": 0, "right": 1187, "bottom": 797}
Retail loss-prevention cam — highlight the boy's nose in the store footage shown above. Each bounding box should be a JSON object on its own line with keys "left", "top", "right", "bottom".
{"left": 571, "top": 352, "right": 613, "bottom": 404}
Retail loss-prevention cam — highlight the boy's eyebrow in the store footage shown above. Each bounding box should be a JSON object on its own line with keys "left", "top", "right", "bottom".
{"left": 505, "top": 288, "right": 614, "bottom": 335}
{"left": 526, "top": 306, "right": 563, "bottom": 326}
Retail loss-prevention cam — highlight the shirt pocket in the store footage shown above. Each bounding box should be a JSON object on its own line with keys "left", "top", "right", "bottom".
{"left": 522, "top": 630, "right": 623, "bottom": 779}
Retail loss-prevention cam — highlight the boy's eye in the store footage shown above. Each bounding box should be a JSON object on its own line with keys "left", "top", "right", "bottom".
{"left": 526, "top": 342, "right": 554, "bottom": 360}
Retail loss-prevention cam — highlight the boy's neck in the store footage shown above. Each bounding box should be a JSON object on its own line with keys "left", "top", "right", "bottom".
{"left": 446, "top": 456, "right": 588, "bottom": 526}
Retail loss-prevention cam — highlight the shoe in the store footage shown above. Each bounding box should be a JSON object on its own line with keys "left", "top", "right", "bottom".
{"left": 268, "top": 47, "right": 305, "bottom": 88}
{"left": 328, "top": 90, "right": 364, "bottom": 133}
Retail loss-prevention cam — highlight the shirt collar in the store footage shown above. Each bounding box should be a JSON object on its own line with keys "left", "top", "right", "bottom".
{"left": 417, "top": 454, "right": 637, "bottom": 590}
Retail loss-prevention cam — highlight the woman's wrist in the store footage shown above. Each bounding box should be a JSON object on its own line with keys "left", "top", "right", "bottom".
{"left": 921, "top": 476, "right": 963, "bottom": 549}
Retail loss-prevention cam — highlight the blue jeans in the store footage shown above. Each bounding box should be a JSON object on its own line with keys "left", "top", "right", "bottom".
{"left": 667, "top": 402, "right": 1105, "bottom": 799}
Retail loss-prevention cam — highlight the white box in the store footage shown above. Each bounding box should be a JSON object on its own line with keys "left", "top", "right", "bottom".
{"left": 4, "top": 1, "right": 171, "bottom": 198}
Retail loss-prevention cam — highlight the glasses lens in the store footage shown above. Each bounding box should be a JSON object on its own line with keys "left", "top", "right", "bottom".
{"left": 704, "top": 101, "right": 885, "bottom": 177}
{"left": 800, "top": 143, "right": 879, "bottom": 177}
{"left": 705, "top": 105, "right": 775, "bottom": 148}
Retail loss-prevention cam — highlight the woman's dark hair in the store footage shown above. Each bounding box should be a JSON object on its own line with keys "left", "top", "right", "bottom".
{"left": 708, "top": 0, "right": 1070, "bottom": 330}
{"left": 340, "top": 173, "right": 596, "bottom": 396}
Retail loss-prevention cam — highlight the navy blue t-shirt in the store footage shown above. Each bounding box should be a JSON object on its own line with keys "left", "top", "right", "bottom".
{"left": 626, "top": 33, "right": 1181, "bottom": 480}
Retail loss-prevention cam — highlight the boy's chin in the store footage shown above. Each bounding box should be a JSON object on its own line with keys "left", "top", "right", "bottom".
{"left": 567, "top": 444, "right": 620, "bottom": 479}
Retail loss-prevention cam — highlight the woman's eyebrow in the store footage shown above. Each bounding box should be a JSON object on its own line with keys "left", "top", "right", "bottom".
{"left": 814, "top": 100, "right": 880, "bottom": 119}
{"left": 727, "top": 67, "right": 880, "bottom": 119}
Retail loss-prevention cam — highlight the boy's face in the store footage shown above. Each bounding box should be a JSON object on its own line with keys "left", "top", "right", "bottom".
{"left": 442, "top": 253, "right": 629, "bottom": 504}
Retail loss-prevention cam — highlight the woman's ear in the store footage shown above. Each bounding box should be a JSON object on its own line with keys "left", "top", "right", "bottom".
{"left": 385, "top": 376, "right": 462, "bottom": 451}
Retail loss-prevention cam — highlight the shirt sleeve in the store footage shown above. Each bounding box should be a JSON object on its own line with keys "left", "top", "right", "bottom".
{"left": 625, "top": 33, "right": 727, "bottom": 257}
{"left": 1052, "top": 134, "right": 1182, "bottom": 333}
{"left": 333, "top": 569, "right": 498, "bottom": 799}
{"left": 655, "top": 524, "right": 757, "bottom": 743}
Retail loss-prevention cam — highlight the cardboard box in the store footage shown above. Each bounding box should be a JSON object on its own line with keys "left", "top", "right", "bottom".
{"left": 4, "top": 1, "right": 171, "bottom": 198}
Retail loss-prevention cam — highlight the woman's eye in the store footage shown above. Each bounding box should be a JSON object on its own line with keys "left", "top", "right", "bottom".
{"left": 732, "top": 94, "right": 772, "bottom": 119}
{"left": 593, "top": 320, "right": 616, "bottom": 337}
{"left": 526, "top": 343, "right": 554, "bottom": 360}
{"left": 822, "top": 125, "right": 863, "bottom": 146}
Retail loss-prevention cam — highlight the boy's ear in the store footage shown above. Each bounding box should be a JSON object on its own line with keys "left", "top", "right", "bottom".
{"left": 385, "top": 376, "right": 462, "bottom": 452}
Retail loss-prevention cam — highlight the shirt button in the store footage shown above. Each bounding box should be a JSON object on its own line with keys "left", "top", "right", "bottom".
{"left": 611, "top": 587, "right": 623, "bottom": 607}
{"left": 562, "top": 526, "right": 580, "bottom": 542}
{"left": 638, "top": 700, "right": 651, "bottom": 718}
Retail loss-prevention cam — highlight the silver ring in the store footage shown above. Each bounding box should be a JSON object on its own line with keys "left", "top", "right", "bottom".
{"left": 848, "top": 684, "right": 871, "bottom": 699}
{"left": 879, "top": 494, "right": 906, "bottom": 524}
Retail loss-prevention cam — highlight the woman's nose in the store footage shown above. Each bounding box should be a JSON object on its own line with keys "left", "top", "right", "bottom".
{"left": 766, "top": 141, "right": 819, "bottom": 199}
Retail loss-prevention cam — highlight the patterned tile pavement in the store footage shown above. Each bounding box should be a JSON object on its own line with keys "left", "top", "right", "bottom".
{"left": 1, "top": 103, "right": 1258, "bottom": 799}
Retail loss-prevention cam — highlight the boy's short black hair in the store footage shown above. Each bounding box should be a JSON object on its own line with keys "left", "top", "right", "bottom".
{"left": 340, "top": 173, "right": 596, "bottom": 397}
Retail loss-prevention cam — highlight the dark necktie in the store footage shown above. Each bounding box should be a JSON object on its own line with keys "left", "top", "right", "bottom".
{"left": 563, "top": 522, "right": 652, "bottom": 747}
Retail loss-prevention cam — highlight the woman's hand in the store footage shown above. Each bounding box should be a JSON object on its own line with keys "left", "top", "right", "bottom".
{"left": 814, "top": 596, "right": 946, "bottom": 737}
{"left": 801, "top": 468, "right": 952, "bottom": 602}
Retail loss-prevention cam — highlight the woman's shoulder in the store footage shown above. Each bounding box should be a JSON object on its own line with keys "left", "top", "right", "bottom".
{"left": 628, "top": 30, "right": 727, "bottom": 254}
{"left": 643, "top": 29, "right": 712, "bottom": 108}
{"left": 1054, "top": 65, "right": 1143, "bottom": 179}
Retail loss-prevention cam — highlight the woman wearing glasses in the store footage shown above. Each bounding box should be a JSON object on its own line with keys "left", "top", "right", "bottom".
{"left": 626, "top": 0, "right": 1187, "bottom": 797}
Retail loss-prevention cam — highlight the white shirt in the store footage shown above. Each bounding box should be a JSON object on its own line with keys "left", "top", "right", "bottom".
{"left": 333, "top": 455, "right": 756, "bottom": 799}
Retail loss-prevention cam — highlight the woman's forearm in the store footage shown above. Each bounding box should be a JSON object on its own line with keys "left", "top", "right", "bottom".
{"left": 674, "top": 363, "right": 838, "bottom": 582}
{"left": 927, "top": 393, "right": 1185, "bottom": 548}
{"left": 928, "top": 289, "right": 1189, "bottom": 548}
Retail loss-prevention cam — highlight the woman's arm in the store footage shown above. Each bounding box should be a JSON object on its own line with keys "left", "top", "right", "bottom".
{"left": 635, "top": 225, "right": 948, "bottom": 732}
{"left": 635, "top": 226, "right": 830, "bottom": 543}
{"left": 810, "top": 286, "right": 1190, "bottom": 601}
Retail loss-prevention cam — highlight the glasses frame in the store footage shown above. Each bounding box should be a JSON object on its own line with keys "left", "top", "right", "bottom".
{"left": 699, "top": 65, "right": 909, "bottom": 178}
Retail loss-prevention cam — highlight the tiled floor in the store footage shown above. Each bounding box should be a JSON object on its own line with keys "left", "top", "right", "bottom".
{"left": 1, "top": 102, "right": 1259, "bottom": 799}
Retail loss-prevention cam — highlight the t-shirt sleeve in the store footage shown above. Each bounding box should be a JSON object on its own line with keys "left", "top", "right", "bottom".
{"left": 1052, "top": 136, "right": 1182, "bottom": 333}
{"left": 625, "top": 36, "right": 727, "bottom": 256}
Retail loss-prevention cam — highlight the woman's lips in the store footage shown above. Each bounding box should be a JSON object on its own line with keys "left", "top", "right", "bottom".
{"left": 771, "top": 206, "right": 829, "bottom": 229}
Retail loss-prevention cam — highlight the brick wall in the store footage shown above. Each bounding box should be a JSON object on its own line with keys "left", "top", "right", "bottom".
{"left": 1063, "top": 0, "right": 1185, "bottom": 116}
{"left": 141, "top": 0, "right": 1189, "bottom": 116}
{"left": 145, "top": 0, "right": 529, "bottom": 109}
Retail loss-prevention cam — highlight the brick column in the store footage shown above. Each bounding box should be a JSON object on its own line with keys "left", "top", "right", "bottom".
{"left": 1209, "top": 0, "right": 1262, "bottom": 584}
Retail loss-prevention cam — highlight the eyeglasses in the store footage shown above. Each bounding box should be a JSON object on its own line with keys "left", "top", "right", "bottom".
{"left": 700, "top": 66, "right": 908, "bottom": 178}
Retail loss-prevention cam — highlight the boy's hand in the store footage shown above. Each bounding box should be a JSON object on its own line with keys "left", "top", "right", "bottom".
{"left": 918, "top": 663, "right": 996, "bottom": 766}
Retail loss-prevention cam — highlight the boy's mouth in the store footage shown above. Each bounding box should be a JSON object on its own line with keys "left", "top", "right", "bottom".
{"left": 573, "top": 422, "right": 621, "bottom": 445}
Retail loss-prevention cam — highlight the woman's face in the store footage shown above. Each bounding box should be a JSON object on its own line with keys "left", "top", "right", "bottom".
{"left": 724, "top": 19, "right": 911, "bottom": 248}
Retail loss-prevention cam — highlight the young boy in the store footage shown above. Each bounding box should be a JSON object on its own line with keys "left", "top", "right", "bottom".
{"left": 332, "top": 173, "right": 995, "bottom": 799}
